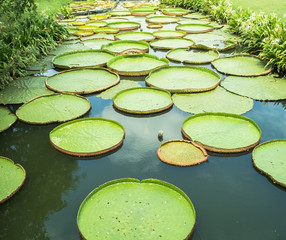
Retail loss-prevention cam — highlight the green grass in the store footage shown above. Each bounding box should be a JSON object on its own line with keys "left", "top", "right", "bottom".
{"left": 35, "top": 0, "right": 72, "bottom": 15}
{"left": 231, "top": 0, "right": 286, "bottom": 18}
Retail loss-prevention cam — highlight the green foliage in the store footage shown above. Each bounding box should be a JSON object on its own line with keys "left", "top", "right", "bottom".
{"left": 0, "top": 0, "right": 68, "bottom": 88}
{"left": 160, "top": 0, "right": 286, "bottom": 76}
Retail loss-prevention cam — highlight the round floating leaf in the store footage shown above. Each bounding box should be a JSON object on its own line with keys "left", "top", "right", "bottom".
{"left": 130, "top": 9, "right": 155, "bottom": 16}
{"left": 147, "top": 23, "right": 163, "bottom": 29}
{"left": 176, "top": 24, "right": 214, "bottom": 33}
{"left": 146, "top": 66, "right": 221, "bottom": 93}
{"left": 50, "top": 117, "right": 125, "bottom": 156}
{"left": 73, "top": 30, "right": 94, "bottom": 37}
{"left": 182, "top": 113, "right": 261, "bottom": 153}
{"left": 252, "top": 140, "right": 286, "bottom": 187}
{"left": 184, "top": 32, "right": 226, "bottom": 42}
{"left": 152, "top": 30, "right": 186, "bottom": 39}
{"left": 89, "top": 15, "right": 109, "bottom": 21}
{"left": 16, "top": 94, "right": 91, "bottom": 124}
{"left": 158, "top": 140, "right": 208, "bottom": 166}
{"left": 0, "top": 76, "right": 53, "bottom": 104}
{"left": 98, "top": 80, "right": 142, "bottom": 99}
{"left": 146, "top": 15, "right": 180, "bottom": 24}
{"left": 212, "top": 54, "right": 272, "bottom": 76}
{"left": 85, "top": 21, "right": 108, "bottom": 27}
{"left": 166, "top": 48, "right": 219, "bottom": 64}
{"left": 115, "top": 31, "right": 155, "bottom": 41}
{"left": 162, "top": 8, "right": 189, "bottom": 16}
{"left": 193, "top": 40, "right": 236, "bottom": 51}
{"left": 109, "top": 10, "right": 131, "bottom": 16}
{"left": 221, "top": 75, "right": 286, "bottom": 100}
{"left": 93, "top": 27, "right": 120, "bottom": 34}
{"left": 49, "top": 43, "right": 90, "bottom": 56}
{"left": 77, "top": 178, "right": 196, "bottom": 239}
{"left": 101, "top": 40, "right": 149, "bottom": 54}
{"left": 76, "top": 25, "right": 100, "bottom": 31}
{"left": 0, "top": 107, "right": 17, "bottom": 133}
{"left": 81, "top": 33, "right": 115, "bottom": 41}
{"left": 113, "top": 87, "right": 173, "bottom": 114}
{"left": 81, "top": 39, "right": 113, "bottom": 49}
{"left": 183, "top": 13, "right": 208, "bottom": 19}
{"left": 0, "top": 157, "right": 26, "bottom": 203}
{"left": 52, "top": 49, "right": 115, "bottom": 69}
{"left": 173, "top": 86, "right": 253, "bottom": 115}
{"left": 107, "top": 53, "right": 169, "bottom": 76}
{"left": 46, "top": 68, "right": 119, "bottom": 94}
{"left": 104, "top": 17, "right": 128, "bottom": 23}
{"left": 107, "top": 21, "right": 140, "bottom": 31}
{"left": 150, "top": 38, "right": 193, "bottom": 50}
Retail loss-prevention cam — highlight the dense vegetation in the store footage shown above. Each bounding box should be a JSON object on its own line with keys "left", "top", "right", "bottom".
{"left": 0, "top": 0, "right": 68, "bottom": 88}
{"left": 160, "top": 0, "right": 286, "bottom": 76}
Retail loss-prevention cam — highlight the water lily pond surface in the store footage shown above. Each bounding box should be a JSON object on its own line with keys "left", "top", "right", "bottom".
{"left": 1, "top": 3, "right": 286, "bottom": 240}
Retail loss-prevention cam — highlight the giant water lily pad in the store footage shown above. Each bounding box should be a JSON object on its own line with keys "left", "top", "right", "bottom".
{"left": 107, "top": 53, "right": 169, "bottom": 76}
{"left": 221, "top": 75, "right": 286, "bottom": 100}
{"left": 101, "top": 40, "right": 149, "bottom": 54}
{"left": 77, "top": 178, "right": 196, "bottom": 239}
{"left": 81, "top": 33, "right": 114, "bottom": 41}
{"left": 157, "top": 140, "right": 208, "bottom": 166}
{"left": 166, "top": 48, "right": 219, "bottom": 64}
{"left": 107, "top": 21, "right": 140, "bottom": 31}
{"left": 0, "top": 107, "right": 17, "bottom": 133}
{"left": 81, "top": 39, "right": 113, "bottom": 49}
{"left": 46, "top": 68, "right": 119, "bottom": 94}
{"left": 193, "top": 40, "right": 236, "bottom": 51}
{"left": 146, "top": 15, "right": 180, "bottom": 24}
{"left": 182, "top": 113, "right": 261, "bottom": 153}
{"left": 176, "top": 24, "right": 214, "bottom": 33}
{"left": 52, "top": 49, "right": 115, "bottom": 69}
{"left": 16, "top": 94, "right": 91, "bottom": 124}
{"left": 109, "top": 10, "right": 131, "bottom": 16}
{"left": 113, "top": 87, "right": 173, "bottom": 114}
{"left": 85, "top": 21, "right": 108, "bottom": 27}
{"left": 27, "top": 55, "right": 54, "bottom": 72}
{"left": 98, "top": 80, "right": 142, "bottom": 99}
{"left": 0, "top": 157, "right": 26, "bottom": 203}
{"left": 93, "top": 27, "right": 120, "bottom": 34}
{"left": 212, "top": 54, "right": 272, "bottom": 76}
{"left": 73, "top": 30, "right": 94, "bottom": 37}
{"left": 184, "top": 32, "right": 226, "bottom": 42}
{"left": 152, "top": 30, "right": 186, "bottom": 39}
{"left": 115, "top": 31, "right": 155, "bottom": 41}
{"left": 146, "top": 66, "right": 221, "bottom": 93}
{"left": 150, "top": 38, "right": 194, "bottom": 50}
{"left": 183, "top": 13, "right": 208, "bottom": 19}
{"left": 173, "top": 86, "right": 253, "bottom": 114}
{"left": 0, "top": 76, "right": 53, "bottom": 104}
{"left": 162, "top": 8, "right": 189, "bottom": 16}
{"left": 130, "top": 9, "right": 155, "bottom": 16}
{"left": 50, "top": 118, "right": 125, "bottom": 156}
{"left": 252, "top": 140, "right": 286, "bottom": 187}
{"left": 49, "top": 43, "right": 90, "bottom": 56}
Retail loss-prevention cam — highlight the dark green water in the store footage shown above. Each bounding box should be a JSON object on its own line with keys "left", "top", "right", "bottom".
{"left": 1, "top": 14, "right": 286, "bottom": 240}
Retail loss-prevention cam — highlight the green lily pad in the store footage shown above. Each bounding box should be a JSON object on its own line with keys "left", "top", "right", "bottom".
{"left": 162, "top": 8, "right": 189, "bottom": 16}
{"left": 184, "top": 32, "right": 226, "bottom": 42}
{"left": 85, "top": 21, "right": 108, "bottom": 27}
{"left": 130, "top": 9, "right": 155, "bottom": 16}
{"left": 147, "top": 23, "right": 163, "bottom": 29}
{"left": 107, "top": 21, "right": 141, "bottom": 31}
{"left": 104, "top": 17, "right": 129, "bottom": 23}
{"left": 221, "top": 75, "right": 286, "bottom": 100}
{"left": 52, "top": 49, "right": 115, "bottom": 69}
{"left": 252, "top": 140, "right": 286, "bottom": 187}
{"left": 173, "top": 86, "right": 253, "bottom": 115}
{"left": 16, "top": 94, "right": 91, "bottom": 124}
{"left": 81, "top": 39, "right": 113, "bottom": 49}
{"left": 150, "top": 38, "right": 194, "bottom": 50}
{"left": 89, "top": 15, "right": 109, "bottom": 21}
{"left": 193, "top": 40, "right": 236, "bottom": 51}
{"left": 115, "top": 31, "right": 155, "bottom": 41}
{"left": 0, "top": 107, "right": 17, "bottom": 133}
{"left": 158, "top": 140, "right": 208, "bottom": 166}
{"left": 77, "top": 178, "right": 196, "bottom": 239}
{"left": 27, "top": 55, "right": 54, "bottom": 72}
{"left": 50, "top": 117, "right": 125, "bottom": 156}
{"left": 107, "top": 53, "right": 169, "bottom": 76}
{"left": 49, "top": 43, "right": 90, "bottom": 56}
{"left": 113, "top": 87, "right": 173, "bottom": 114}
{"left": 0, "top": 76, "right": 53, "bottom": 104}
{"left": 98, "top": 80, "right": 142, "bottom": 99}
{"left": 93, "top": 27, "right": 120, "bottom": 34}
{"left": 212, "top": 54, "right": 272, "bottom": 76}
{"left": 182, "top": 112, "right": 261, "bottom": 153}
{"left": 46, "top": 68, "right": 119, "bottom": 94}
{"left": 101, "top": 40, "right": 149, "bottom": 54}
{"left": 152, "top": 30, "right": 186, "bottom": 39}
{"left": 146, "top": 15, "right": 180, "bottom": 24}
{"left": 73, "top": 30, "right": 94, "bottom": 37}
{"left": 0, "top": 157, "right": 26, "bottom": 203}
{"left": 80, "top": 33, "right": 115, "bottom": 41}
{"left": 166, "top": 48, "right": 219, "bottom": 64}
{"left": 109, "top": 10, "right": 131, "bottom": 16}
{"left": 146, "top": 66, "right": 221, "bottom": 93}
{"left": 176, "top": 24, "right": 214, "bottom": 33}
{"left": 183, "top": 13, "right": 208, "bottom": 19}
{"left": 76, "top": 25, "right": 100, "bottom": 31}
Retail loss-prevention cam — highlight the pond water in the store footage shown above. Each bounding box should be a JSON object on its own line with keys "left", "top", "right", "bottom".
{"left": 1, "top": 9, "right": 286, "bottom": 240}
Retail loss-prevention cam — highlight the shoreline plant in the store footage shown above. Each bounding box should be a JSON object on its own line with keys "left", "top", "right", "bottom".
{"left": 160, "top": 0, "right": 286, "bottom": 76}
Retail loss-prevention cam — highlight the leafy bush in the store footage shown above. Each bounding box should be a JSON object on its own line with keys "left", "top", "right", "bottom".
{"left": 0, "top": 0, "right": 68, "bottom": 88}
{"left": 160, "top": 0, "right": 286, "bottom": 75}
